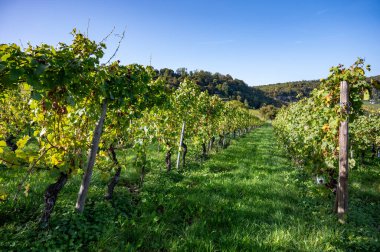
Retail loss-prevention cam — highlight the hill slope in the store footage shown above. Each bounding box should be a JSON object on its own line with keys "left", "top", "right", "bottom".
{"left": 153, "top": 68, "right": 280, "bottom": 108}
{"left": 257, "top": 75, "right": 380, "bottom": 105}
{"left": 256, "top": 79, "right": 320, "bottom": 104}
{"left": 153, "top": 67, "right": 380, "bottom": 108}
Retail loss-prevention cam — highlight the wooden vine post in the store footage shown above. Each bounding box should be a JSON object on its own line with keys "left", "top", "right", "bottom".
{"left": 176, "top": 121, "right": 186, "bottom": 169}
{"left": 336, "top": 80, "right": 349, "bottom": 223}
{"left": 76, "top": 99, "right": 108, "bottom": 213}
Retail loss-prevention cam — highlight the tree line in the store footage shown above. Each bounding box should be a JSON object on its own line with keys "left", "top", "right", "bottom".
{"left": 151, "top": 67, "right": 280, "bottom": 109}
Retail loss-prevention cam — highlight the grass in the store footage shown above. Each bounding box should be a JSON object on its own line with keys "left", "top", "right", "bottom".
{"left": 362, "top": 101, "right": 380, "bottom": 112}
{"left": 0, "top": 125, "right": 379, "bottom": 251}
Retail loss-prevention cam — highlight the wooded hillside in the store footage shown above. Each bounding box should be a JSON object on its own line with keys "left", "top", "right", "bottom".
{"left": 153, "top": 68, "right": 380, "bottom": 108}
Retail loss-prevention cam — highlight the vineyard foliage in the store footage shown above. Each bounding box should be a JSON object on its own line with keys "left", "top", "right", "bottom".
{"left": 351, "top": 113, "right": 380, "bottom": 158}
{"left": 0, "top": 31, "right": 262, "bottom": 219}
{"left": 273, "top": 59, "right": 379, "bottom": 178}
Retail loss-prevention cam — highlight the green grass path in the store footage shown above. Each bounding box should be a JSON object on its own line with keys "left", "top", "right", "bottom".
{"left": 125, "top": 125, "right": 353, "bottom": 251}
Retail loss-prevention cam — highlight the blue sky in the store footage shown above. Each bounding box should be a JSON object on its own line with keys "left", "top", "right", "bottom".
{"left": 0, "top": 0, "right": 379, "bottom": 85}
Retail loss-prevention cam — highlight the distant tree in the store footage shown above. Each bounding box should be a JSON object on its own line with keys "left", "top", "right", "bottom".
{"left": 176, "top": 67, "right": 188, "bottom": 77}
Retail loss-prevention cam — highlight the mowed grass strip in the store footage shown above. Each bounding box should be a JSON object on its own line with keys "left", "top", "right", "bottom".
{"left": 120, "top": 125, "right": 379, "bottom": 251}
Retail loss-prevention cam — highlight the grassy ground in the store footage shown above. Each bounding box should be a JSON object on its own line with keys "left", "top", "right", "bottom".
{"left": 0, "top": 125, "right": 379, "bottom": 251}
{"left": 362, "top": 101, "right": 380, "bottom": 113}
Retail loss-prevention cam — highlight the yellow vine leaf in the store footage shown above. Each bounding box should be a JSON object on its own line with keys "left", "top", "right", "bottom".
{"left": 0, "top": 193, "right": 8, "bottom": 201}
{"left": 24, "top": 183, "right": 30, "bottom": 197}
{"left": 98, "top": 151, "right": 107, "bottom": 157}
{"left": 29, "top": 100, "right": 38, "bottom": 109}
{"left": 29, "top": 156, "right": 36, "bottom": 163}
{"left": 15, "top": 149, "right": 25, "bottom": 159}
{"left": 47, "top": 133, "right": 54, "bottom": 143}
{"left": 22, "top": 83, "right": 31, "bottom": 92}
{"left": 51, "top": 155, "right": 60, "bottom": 166}
{"left": 322, "top": 124, "right": 330, "bottom": 132}
{"left": 16, "top": 136, "right": 30, "bottom": 149}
